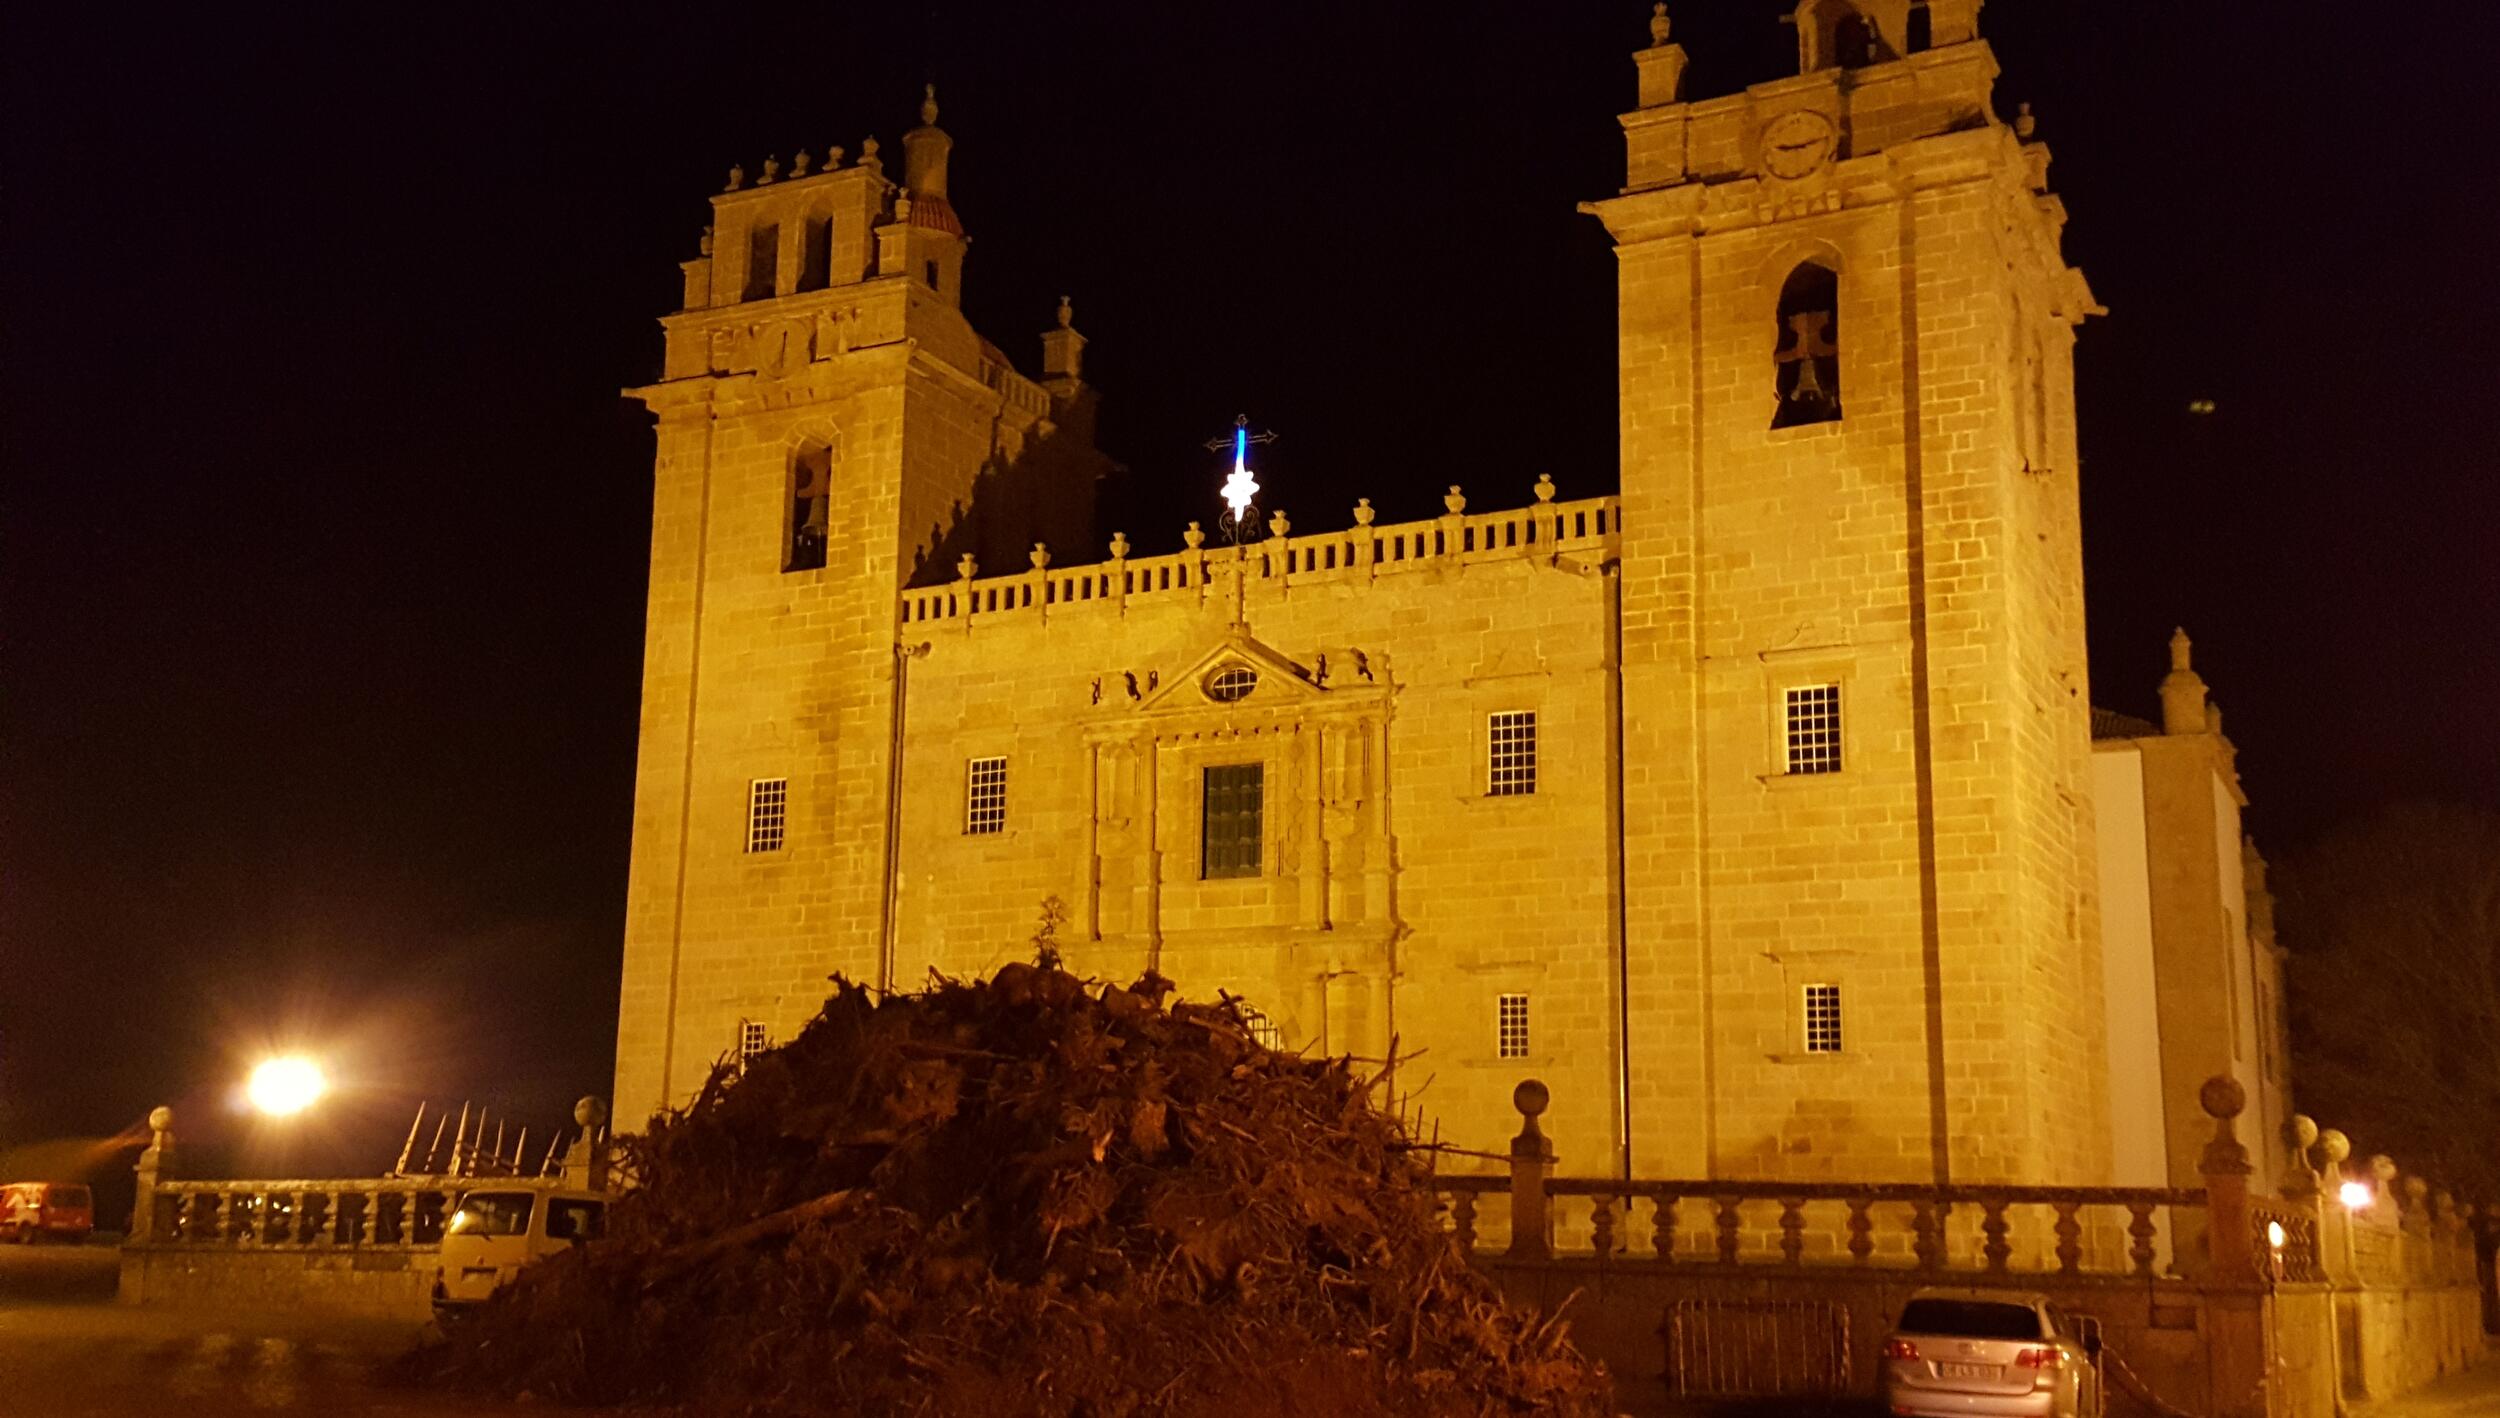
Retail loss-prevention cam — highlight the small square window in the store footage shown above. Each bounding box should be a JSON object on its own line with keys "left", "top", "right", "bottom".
{"left": 965, "top": 757, "right": 1008, "bottom": 835}
{"left": 1784, "top": 684, "right": 1843, "bottom": 775}
{"left": 1497, "top": 994, "right": 1530, "bottom": 1060}
{"left": 1202, "top": 763, "right": 1264, "bottom": 879}
{"left": 1802, "top": 983, "right": 1843, "bottom": 1054}
{"left": 746, "top": 778, "right": 788, "bottom": 853}
{"left": 738, "top": 1019, "right": 769, "bottom": 1062}
{"left": 1488, "top": 711, "right": 1538, "bottom": 796}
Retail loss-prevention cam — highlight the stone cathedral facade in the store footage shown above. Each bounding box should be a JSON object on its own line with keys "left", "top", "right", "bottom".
{"left": 610, "top": 3, "right": 2290, "bottom": 1190}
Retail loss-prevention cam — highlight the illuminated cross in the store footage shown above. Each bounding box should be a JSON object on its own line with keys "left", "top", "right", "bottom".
{"left": 1203, "top": 415, "right": 1278, "bottom": 544}
{"left": 1777, "top": 310, "right": 1837, "bottom": 406}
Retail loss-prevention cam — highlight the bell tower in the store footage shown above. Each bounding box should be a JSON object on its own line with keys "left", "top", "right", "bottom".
{"left": 1589, "top": 3, "right": 2109, "bottom": 1184}
{"left": 612, "top": 92, "right": 1109, "bottom": 1124}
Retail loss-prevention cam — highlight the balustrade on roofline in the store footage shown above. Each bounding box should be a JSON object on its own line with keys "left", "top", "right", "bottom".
{"left": 897, "top": 477, "right": 1618, "bottom": 627}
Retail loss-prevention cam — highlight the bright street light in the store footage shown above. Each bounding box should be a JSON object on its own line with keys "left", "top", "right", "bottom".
{"left": 2338, "top": 1179, "right": 2374, "bottom": 1212}
{"left": 247, "top": 1056, "right": 328, "bottom": 1117}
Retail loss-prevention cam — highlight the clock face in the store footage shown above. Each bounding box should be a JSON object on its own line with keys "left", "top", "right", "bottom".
{"left": 1762, "top": 110, "right": 1837, "bottom": 180}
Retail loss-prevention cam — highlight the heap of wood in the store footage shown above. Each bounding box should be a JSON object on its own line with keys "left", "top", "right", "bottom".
{"left": 406, "top": 965, "right": 1612, "bottom": 1416}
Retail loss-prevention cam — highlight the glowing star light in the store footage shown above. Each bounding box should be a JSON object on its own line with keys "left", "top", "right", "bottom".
{"left": 1220, "top": 423, "right": 1259, "bottom": 518}
{"left": 247, "top": 1056, "right": 328, "bottom": 1117}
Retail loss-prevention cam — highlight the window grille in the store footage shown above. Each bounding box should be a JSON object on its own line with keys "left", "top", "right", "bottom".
{"left": 1236, "top": 1005, "right": 1283, "bottom": 1051}
{"left": 1488, "top": 711, "right": 1538, "bottom": 796}
{"left": 1497, "top": 994, "right": 1530, "bottom": 1060}
{"left": 965, "top": 757, "right": 1008, "bottom": 835}
{"left": 1205, "top": 664, "right": 1259, "bottom": 703}
{"left": 1803, "top": 983, "right": 1843, "bottom": 1054}
{"left": 738, "top": 1019, "right": 769, "bottom": 1062}
{"left": 746, "top": 778, "right": 788, "bottom": 853}
{"left": 1201, "top": 763, "right": 1264, "bottom": 879}
{"left": 1784, "top": 684, "right": 1843, "bottom": 775}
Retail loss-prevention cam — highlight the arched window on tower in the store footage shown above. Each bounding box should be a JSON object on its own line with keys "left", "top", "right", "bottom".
{"left": 786, "top": 443, "right": 830, "bottom": 572}
{"left": 1772, "top": 262, "right": 1842, "bottom": 428}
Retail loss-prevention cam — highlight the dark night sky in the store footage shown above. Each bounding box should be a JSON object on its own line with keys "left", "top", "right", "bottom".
{"left": 5, "top": 3, "right": 2495, "bottom": 1180}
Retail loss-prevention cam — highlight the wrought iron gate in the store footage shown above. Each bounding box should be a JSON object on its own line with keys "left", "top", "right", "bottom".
{"left": 1663, "top": 1297, "right": 1852, "bottom": 1396}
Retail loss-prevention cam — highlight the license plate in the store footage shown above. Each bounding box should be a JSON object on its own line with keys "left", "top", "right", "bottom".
{"left": 1939, "top": 1362, "right": 1997, "bottom": 1379}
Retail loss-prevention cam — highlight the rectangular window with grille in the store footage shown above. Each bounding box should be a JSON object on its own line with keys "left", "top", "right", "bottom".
{"left": 1488, "top": 710, "right": 1538, "bottom": 796}
{"left": 1784, "top": 684, "right": 1844, "bottom": 775}
{"left": 745, "top": 778, "right": 787, "bottom": 853}
{"left": 1201, "top": 763, "right": 1264, "bottom": 879}
{"left": 738, "top": 1019, "right": 769, "bottom": 1062}
{"left": 1497, "top": 994, "right": 1530, "bottom": 1060}
{"left": 1802, "top": 983, "right": 1843, "bottom": 1054}
{"left": 965, "top": 757, "right": 1008, "bottom": 835}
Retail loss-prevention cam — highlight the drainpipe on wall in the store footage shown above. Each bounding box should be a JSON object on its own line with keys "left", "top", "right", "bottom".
{"left": 1606, "top": 562, "right": 1633, "bottom": 1182}
{"left": 877, "top": 640, "right": 931, "bottom": 992}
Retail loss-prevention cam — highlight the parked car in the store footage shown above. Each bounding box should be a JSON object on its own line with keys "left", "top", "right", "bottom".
{"left": 431, "top": 1184, "right": 607, "bottom": 1312}
{"left": 0, "top": 1182, "right": 94, "bottom": 1244}
{"left": 1881, "top": 1289, "right": 2103, "bottom": 1417}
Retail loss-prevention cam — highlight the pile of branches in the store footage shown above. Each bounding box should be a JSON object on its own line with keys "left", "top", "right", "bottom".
{"left": 405, "top": 965, "right": 1612, "bottom": 1416}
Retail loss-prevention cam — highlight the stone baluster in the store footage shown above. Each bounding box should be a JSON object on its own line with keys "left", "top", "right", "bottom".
{"left": 1844, "top": 1198, "right": 1874, "bottom": 1266}
{"left": 1911, "top": 1198, "right": 1941, "bottom": 1271}
{"left": 1778, "top": 1197, "right": 1806, "bottom": 1266}
{"left": 2053, "top": 1200, "right": 2083, "bottom": 1275}
{"left": 1980, "top": 1198, "right": 2012, "bottom": 1273}
{"left": 2125, "top": 1199, "right": 2159, "bottom": 1277}
{"left": 1713, "top": 1195, "right": 1742, "bottom": 1265}
{"left": 1504, "top": 1080, "right": 1553, "bottom": 1261}
{"left": 1590, "top": 1194, "right": 1617, "bottom": 1263}
{"left": 1652, "top": 1194, "right": 1679, "bottom": 1262}
{"left": 1450, "top": 1189, "right": 1478, "bottom": 1255}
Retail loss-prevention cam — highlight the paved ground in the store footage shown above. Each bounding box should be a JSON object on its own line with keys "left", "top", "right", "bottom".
{"left": 0, "top": 1241, "right": 539, "bottom": 1417}
{"left": 2359, "top": 1358, "right": 2500, "bottom": 1415}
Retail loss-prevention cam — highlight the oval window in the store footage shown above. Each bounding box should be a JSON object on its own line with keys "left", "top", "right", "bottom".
{"left": 1205, "top": 665, "right": 1259, "bottom": 703}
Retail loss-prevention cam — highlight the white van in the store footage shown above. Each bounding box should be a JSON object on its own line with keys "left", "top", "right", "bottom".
{"left": 431, "top": 1184, "right": 607, "bottom": 1310}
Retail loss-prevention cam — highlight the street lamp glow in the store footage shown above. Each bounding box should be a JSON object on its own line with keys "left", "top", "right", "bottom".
{"left": 2338, "top": 1179, "right": 2374, "bottom": 1212}
{"left": 247, "top": 1056, "right": 327, "bottom": 1117}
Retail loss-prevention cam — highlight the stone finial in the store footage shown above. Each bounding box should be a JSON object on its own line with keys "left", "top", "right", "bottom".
{"left": 920, "top": 82, "right": 940, "bottom": 127}
{"left": 573, "top": 1096, "right": 608, "bottom": 1131}
{"left": 2198, "top": 1073, "right": 2251, "bottom": 1176}
{"left": 956, "top": 552, "right": 979, "bottom": 580}
{"left": 2283, "top": 1114, "right": 2322, "bottom": 1196}
{"left": 861, "top": 135, "right": 883, "bottom": 174}
{"left": 2314, "top": 1128, "right": 2352, "bottom": 1171}
{"left": 1268, "top": 510, "right": 1291, "bottom": 538}
{"left": 148, "top": 1105, "right": 174, "bottom": 1150}
{"left": 1184, "top": 521, "right": 1206, "bottom": 550}
{"left": 2160, "top": 627, "right": 2209, "bottom": 735}
{"left": 1353, "top": 498, "right": 1376, "bottom": 527}
{"left": 2206, "top": 700, "right": 2225, "bottom": 735}
{"left": 2404, "top": 1175, "right": 2431, "bottom": 1212}
{"left": 2014, "top": 102, "right": 2037, "bottom": 140}
{"left": 1443, "top": 485, "right": 1468, "bottom": 515}
{"left": 1534, "top": 473, "right": 1557, "bottom": 504}
{"left": 1030, "top": 542, "right": 1051, "bottom": 571}
{"left": 1109, "top": 531, "right": 1130, "bottom": 560}
{"left": 698, "top": 225, "right": 714, "bottom": 257}
{"left": 1649, "top": 2, "right": 1671, "bottom": 46}
{"left": 895, "top": 193, "right": 914, "bottom": 223}
{"left": 791, "top": 149, "right": 813, "bottom": 176}
{"left": 827, "top": 144, "right": 846, "bottom": 168}
{"left": 725, "top": 164, "right": 746, "bottom": 191}
{"left": 1056, "top": 295, "right": 1074, "bottom": 329}
{"left": 759, "top": 155, "right": 781, "bottom": 185}
{"left": 1512, "top": 1079, "right": 1551, "bottom": 1141}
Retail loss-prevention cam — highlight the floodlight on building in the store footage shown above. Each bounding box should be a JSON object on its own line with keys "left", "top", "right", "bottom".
{"left": 2338, "top": 1179, "right": 2374, "bottom": 1212}
{"left": 246, "top": 1056, "right": 327, "bottom": 1117}
{"left": 2266, "top": 1219, "right": 2286, "bottom": 1251}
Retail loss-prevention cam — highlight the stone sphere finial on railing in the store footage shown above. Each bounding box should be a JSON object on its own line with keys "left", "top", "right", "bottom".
{"left": 2315, "top": 1128, "right": 2351, "bottom": 1169}
{"left": 2198, "top": 1073, "right": 2251, "bottom": 1176}
{"left": 2286, "top": 1114, "right": 2319, "bottom": 1151}
{"left": 148, "top": 1105, "right": 175, "bottom": 1141}
{"left": 1513, "top": 1078, "right": 1549, "bottom": 1121}
{"left": 2283, "top": 1114, "right": 2323, "bottom": 1196}
{"left": 2370, "top": 1154, "right": 2398, "bottom": 1186}
{"left": 574, "top": 1096, "right": 608, "bottom": 1131}
{"left": 2404, "top": 1175, "right": 2431, "bottom": 1213}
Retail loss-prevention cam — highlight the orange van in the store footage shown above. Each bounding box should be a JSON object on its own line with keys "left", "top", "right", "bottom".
{"left": 0, "top": 1182, "right": 95, "bottom": 1243}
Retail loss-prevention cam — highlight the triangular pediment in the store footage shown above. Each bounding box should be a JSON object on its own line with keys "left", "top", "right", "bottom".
{"left": 1132, "top": 625, "right": 1325, "bottom": 714}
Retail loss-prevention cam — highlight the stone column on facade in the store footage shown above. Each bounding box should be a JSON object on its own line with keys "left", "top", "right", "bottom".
{"left": 130, "top": 1105, "right": 174, "bottom": 1241}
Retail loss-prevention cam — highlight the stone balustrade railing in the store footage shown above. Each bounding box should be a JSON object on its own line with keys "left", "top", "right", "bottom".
{"left": 144, "top": 1179, "right": 458, "bottom": 1250}
{"left": 1426, "top": 1075, "right": 2442, "bottom": 1292}
{"left": 898, "top": 482, "right": 1619, "bottom": 627}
